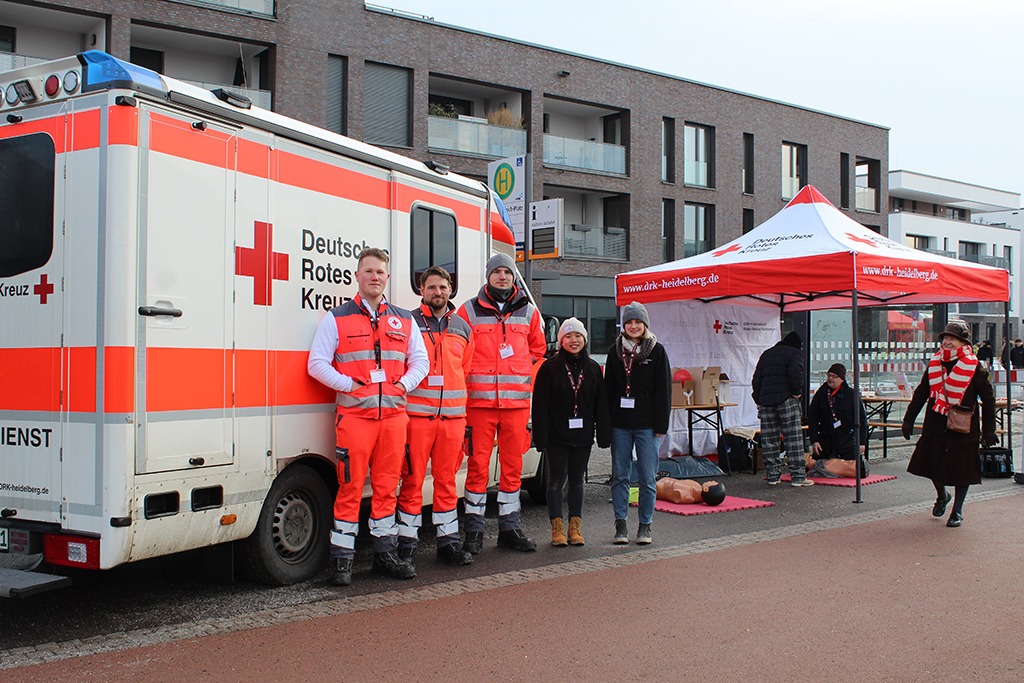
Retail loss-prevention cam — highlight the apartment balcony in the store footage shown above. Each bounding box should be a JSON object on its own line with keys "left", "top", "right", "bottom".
{"left": 563, "top": 224, "right": 628, "bottom": 261}
{"left": 959, "top": 253, "right": 1008, "bottom": 271}
{"left": 168, "top": 0, "right": 275, "bottom": 16}
{"left": 922, "top": 248, "right": 958, "bottom": 259}
{"left": 543, "top": 134, "right": 626, "bottom": 175}
{"left": 180, "top": 78, "right": 272, "bottom": 110}
{"left": 427, "top": 116, "right": 526, "bottom": 159}
{"left": 957, "top": 302, "right": 1007, "bottom": 316}
{"left": 0, "top": 53, "right": 48, "bottom": 74}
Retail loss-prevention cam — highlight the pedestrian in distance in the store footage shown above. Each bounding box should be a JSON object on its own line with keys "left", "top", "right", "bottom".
{"left": 751, "top": 331, "right": 812, "bottom": 486}
{"left": 531, "top": 317, "right": 611, "bottom": 546}
{"left": 396, "top": 266, "right": 474, "bottom": 569}
{"left": 605, "top": 301, "right": 671, "bottom": 546}
{"left": 1010, "top": 339, "right": 1024, "bottom": 369}
{"left": 901, "top": 321, "right": 997, "bottom": 528}
{"left": 805, "top": 363, "right": 868, "bottom": 479}
{"left": 456, "top": 253, "right": 547, "bottom": 554}
{"left": 976, "top": 339, "right": 994, "bottom": 369}
{"left": 307, "top": 247, "right": 429, "bottom": 586}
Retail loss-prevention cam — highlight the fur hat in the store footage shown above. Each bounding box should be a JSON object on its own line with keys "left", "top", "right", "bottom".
{"left": 621, "top": 301, "right": 650, "bottom": 329}
{"left": 827, "top": 363, "right": 847, "bottom": 380}
{"left": 939, "top": 321, "right": 971, "bottom": 345}
{"left": 557, "top": 317, "right": 588, "bottom": 345}
{"left": 485, "top": 253, "right": 517, "bottom": 279}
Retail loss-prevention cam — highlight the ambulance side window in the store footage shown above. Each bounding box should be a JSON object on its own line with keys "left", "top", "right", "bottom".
{"left": 0, "top": 133, "right": 55, "bottom": 277}
{"left": 411, "top": 206, "right": 457, "bottom": 295}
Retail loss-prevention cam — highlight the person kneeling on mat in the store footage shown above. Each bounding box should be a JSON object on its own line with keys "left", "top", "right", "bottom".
{"left": 806, "top": 363, "right": 869, "bottom": 479}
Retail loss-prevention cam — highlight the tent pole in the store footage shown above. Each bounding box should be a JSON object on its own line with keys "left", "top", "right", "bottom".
{"left": 852, "top": 290, "right": 863, "bottom": 503}
{"left": 1005, "top": 301, "right": 1016, "bottom": 479}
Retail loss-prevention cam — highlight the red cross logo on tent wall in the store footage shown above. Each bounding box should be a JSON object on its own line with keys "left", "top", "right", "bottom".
{"left": 236, "top": 221, "right": 289, "bottom": 306}
{"left": 713, "top": 320, "right": 722, "bottom": 333}
{"left": 845, "top": 233, "right": 877, "bottom": 247}
{"left": 712, "top": 243, "right": 742, "bottom": 257}
{"left": 34, "top": 273, "right": 54, "bottom": 304}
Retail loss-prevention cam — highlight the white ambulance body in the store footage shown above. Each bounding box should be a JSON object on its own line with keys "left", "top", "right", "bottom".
{"left": 0, "top": 52, "right": 540, "bottom": 596}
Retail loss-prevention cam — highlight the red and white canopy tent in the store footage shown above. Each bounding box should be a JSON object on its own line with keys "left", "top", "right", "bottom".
{"left": 616, "top": 185, "right": 1011, "bottom": 499}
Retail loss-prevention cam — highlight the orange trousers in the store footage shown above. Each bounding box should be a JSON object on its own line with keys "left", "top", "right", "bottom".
{"left": 332, "top": 412, "right": 409, "bottom": 525}
{"left": 399, "top": 415, "right": 467, "bottom": 517}
{"left": 464, "top": 407, "right": 529, "bottom": 495}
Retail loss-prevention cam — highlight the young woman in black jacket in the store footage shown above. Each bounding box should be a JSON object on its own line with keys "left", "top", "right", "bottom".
{"left": 532, "top": 318, "right": 611, "bottom": 546}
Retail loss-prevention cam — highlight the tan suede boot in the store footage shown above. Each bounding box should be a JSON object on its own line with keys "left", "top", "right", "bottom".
{"left": 550, "top": 518, "right": 568, "bottom": 546}
{"left": 568, "top": 517, "right": 585, "bottom": 546}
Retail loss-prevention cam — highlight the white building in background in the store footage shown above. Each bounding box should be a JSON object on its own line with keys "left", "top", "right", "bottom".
{"left": 888, "top": 170, "right": 1021, "bottom": 345}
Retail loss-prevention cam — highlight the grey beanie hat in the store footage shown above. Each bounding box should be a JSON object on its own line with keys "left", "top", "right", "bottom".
{"left": 486, "top": 252, "right": 517, "bottom": 279}
{"left": 621, "top": 301, "right": 650, "bottom": 328}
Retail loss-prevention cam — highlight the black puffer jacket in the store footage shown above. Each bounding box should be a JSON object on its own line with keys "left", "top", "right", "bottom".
{"left": 604, "top": 333, "right": 672, "bottom": 434}
{"left": 807, "top": 381, "right": 868, "bottom": 458}
{"left": 532, "top": 349, "right": 611, "bottom": 450}
{"left": 751, "top": 332, "right": 803, "bottom": 407}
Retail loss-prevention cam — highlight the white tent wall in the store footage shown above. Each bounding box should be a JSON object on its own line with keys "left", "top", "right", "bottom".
{"left": 646, "top": 300, "right": 780, "bottom": 457}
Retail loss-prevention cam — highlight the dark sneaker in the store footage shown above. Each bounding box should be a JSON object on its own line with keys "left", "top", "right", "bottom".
{"left": 636, "top": 522, "right": 652, "bottom": 545}
{"left": 463, "top": 531, "right": 484, "bottom": 554}
{"left": 496, "top": 528, "right": 537, "bottom": 552}
{"left": 437, "top": 543, "right": 473, "bottom": 566}
{"left": 330, "top": 557, "right": 353, "bottom": 586}
{"left": 613, "top": 519, "right": 629, "bottom": 544}
{"left": 372, "top": 551, "right": 416, "bottom": 580}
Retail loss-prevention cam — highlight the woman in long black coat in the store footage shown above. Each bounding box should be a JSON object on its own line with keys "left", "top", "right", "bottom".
{"left": 902, "top": 322, "right": 997, "bottom": 527}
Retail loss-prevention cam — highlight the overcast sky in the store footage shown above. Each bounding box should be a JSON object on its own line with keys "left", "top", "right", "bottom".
{"left": 382, "top": 0, "right": 1024, "bottom": 203}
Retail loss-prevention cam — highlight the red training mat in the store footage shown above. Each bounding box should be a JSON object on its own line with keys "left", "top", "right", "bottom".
{"left": 780, "top": 473, "right": 897, "bottom": 487}
{"left": 632, "top": 496, "right": 774, "bottom": 516}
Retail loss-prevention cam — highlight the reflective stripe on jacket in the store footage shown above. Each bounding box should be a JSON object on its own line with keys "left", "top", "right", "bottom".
{"left": 456, "top": 284, "right": 546, "bottom": 409}
{"left": 332, "top": 295, "right": 414, "bottom": 419}
{"left": 407, "top": 302, "right": 473, "bottom": 418}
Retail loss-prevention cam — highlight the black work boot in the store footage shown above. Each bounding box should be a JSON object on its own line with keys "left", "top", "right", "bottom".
{"left": 330, "top": 557, "right": 353, "bottom": 586}
{"left": 372, "top": 551, "right": 416, "bottom": 580}
{"left": 398, "top": 546, "right": 416, "bottom": 572}
{"left": 463, "top": 531, "right": 484, "bottom": 554}
{"left": 496, "top": 528, "right": 537, "bottom": 552}
{"left": 437, "top": 542, "right": 473, "bottom": 566}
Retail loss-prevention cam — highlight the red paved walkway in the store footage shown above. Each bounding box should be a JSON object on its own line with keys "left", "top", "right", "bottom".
{"left": 3, "top": 493, "right": 1023, "bottom": 683}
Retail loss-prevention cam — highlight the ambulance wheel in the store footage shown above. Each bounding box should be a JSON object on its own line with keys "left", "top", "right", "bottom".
{"left": 238, "top": 464, "right": 331, "bottom": 585}
{"left": 524, "top": 452, "right": 548, "bottom": 505}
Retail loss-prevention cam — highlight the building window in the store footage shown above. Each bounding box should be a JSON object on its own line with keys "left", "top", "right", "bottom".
{"left": 959, "top": 241, "right": 981, "bottom": 258}
{"left": 364, "top": 61, "right": 412, "bottom": 148}
{"left": 0, "top": 25, "right": 14, "bottom": 53}
{"left": 781, "top": 142, "right": 807, "bottom": 199}
{"left": 662, "top": 117, "right": 675, "bottom": 183}
{"left": 683, "top": 202, "right": 713, "bottom": 257}
{"left": 326, "top": 55, "right": 347, "bottom": 136}
{"left": 892, "top": 197, "right": 905, "bottom": 212}
{"left": 742, "top": 208, "right": 755, "bottom": 234}
{"left": 855, "top": 157, "right": 880, "bottom": 212}
{"left": 662, "top": 199, "right": 675, "bottom": 261}
{"left": 130, "top": 47, "right": 164, "bottom": 74}
{"left": 684, "top": 123, "right": 714, "bottom": 187}
{"left": 544, "top": 295, "right": 618, "bottom": 354}
{"left": 411, "top": 206, "right": 457, "bottom": 294}
{"left": 905, "top": 234, "right": 930, "bottom": 250}
{"left": 840, "top": 152, "right": 850, "bottom": 209}
{"left": 1005, "top": 245, "right": 1013, "bottom": 275}
{"left": 742, "top": 133, "right": 754, "bottom": 194}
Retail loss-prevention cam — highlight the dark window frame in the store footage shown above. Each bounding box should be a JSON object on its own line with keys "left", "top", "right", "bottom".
{"left": 684, "top": 122, "right": 715, "bottom": 188}
{"left": 662, "top": 117, "right": 675, "bottom": 184}
{"left": 662, "top": 198, "right": 676, "bottom": 261}
{"left": 742, "top": 132, "right": 754, "bottom": 194}
{"left": 0, "top": 133, "right": 56, "bottom": 277}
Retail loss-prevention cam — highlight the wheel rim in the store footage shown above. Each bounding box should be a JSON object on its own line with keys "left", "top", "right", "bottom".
{"left": 272, "top": 490, "right": 316, "bottom": 564}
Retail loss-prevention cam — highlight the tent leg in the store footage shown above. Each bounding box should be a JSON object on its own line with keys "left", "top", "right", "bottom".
{"left": 852, "top": 290, "right": 863, "bottom": 504}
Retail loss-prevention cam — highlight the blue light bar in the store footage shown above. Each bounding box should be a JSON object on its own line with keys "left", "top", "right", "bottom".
{"left": 78, "top": 51, "right": 165, "bottom": 94}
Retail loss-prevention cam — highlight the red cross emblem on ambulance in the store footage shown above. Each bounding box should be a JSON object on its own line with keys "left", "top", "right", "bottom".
{"left": 236, "top": 221, "right": 289, "bottom": 306}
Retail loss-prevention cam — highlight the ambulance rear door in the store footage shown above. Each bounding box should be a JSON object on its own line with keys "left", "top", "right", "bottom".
{"left": 135, "top": 103, "right": 236, "bottom": 474}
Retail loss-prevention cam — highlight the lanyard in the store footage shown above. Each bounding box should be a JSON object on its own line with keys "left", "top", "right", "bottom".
{"left": 827, "top": 385, "right": 841, "bottom": 423}
{"left": 565, "top": 362, "right": 584, "bottom": 417}
{"left": 423, "top": 309, "right": 450, "bottom": 370}
{"left": 621, "top": 344, "right": 639, "bottom": 397}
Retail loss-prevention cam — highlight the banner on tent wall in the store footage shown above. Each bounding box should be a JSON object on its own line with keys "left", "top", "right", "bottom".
{"left": 646, "top": 300, "right": 780, "bottom": 456}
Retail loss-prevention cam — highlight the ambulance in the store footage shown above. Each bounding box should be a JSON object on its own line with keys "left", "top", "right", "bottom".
{"left": 0, "top": 51, "right": 544, "bottom": 597}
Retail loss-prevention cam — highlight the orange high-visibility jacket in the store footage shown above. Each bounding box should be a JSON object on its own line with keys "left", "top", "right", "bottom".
{"left": 332, "top": 295, "right": 415, "bottom": 419}
{"left": 456, "top": 285, "right": 546, "bottom": 409}
{"left": 407, "top": 302, "right": 474, "bottom": 419}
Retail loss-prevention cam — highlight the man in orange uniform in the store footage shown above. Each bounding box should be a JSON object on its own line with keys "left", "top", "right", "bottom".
{"left": 307, "top": 247, "right": 429, "bottom": 586}
{"left": 456, "top": 253, "right": 546, "bottom": 553}
{"left": 397, "top": 266, "right": 475, "bottom": 568}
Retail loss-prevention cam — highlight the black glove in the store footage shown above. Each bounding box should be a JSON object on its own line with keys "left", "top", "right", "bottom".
{"left": 982, "top": 431, "right": 999, "bottom": 448}
{"left": 901, "top": 419, "right": 914, "bottom": 440}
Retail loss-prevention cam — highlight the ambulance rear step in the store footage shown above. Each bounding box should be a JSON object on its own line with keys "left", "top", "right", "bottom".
{"left": 0, "top": 568, "right": 72, "bottom": 598}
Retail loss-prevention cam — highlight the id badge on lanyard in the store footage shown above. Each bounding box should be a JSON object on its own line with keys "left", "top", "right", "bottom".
{"left": 499, "top": 343, "right": 514, "bottom": 359}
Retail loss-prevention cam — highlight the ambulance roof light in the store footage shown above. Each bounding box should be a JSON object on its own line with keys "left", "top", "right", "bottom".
{"left": 78, "top": 50, "right": 165, "bottom": 95}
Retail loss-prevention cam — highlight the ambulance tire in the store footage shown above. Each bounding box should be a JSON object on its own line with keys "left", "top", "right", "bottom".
{"left": 238, "top": 464, "right": 332, "bottom": 586}
{"left": 524, "top": 452, "right": 548, "bottom": 505}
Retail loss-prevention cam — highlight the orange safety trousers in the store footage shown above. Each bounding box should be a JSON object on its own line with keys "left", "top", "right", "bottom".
{"left": 333, "top": 412, "right": 409, "bottom": 523}
{"left": 399, "top": 416, "right": 467, "bottom": 516}
{"left": 464, "top": 406, "right": 529, "bottom": 494}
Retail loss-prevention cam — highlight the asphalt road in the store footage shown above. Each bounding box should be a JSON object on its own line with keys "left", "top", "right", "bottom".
{"left": 2, "top": 436, "right": 1022, "bottom": 656}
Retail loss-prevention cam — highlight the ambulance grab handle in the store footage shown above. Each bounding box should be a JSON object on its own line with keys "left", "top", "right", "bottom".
{"left": 138, "top": 306, "right": 183, "bottom": 317}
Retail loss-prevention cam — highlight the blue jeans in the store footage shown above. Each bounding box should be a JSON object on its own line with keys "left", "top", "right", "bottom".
{"left": 611, "top": 427, "right": 660, "bottom": 525}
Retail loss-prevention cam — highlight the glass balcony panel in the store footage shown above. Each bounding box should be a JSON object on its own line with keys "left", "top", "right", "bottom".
{"left": 781, "top": 176, "right": 801, "bottom": 200}
{"left": 683, "top": 239, "right": 709, "bottom": 258}
{"left": 427, "top": 116, "right": 526, "bottom": 158}
{"left": 180, "top": 78, "right": 272, "bottom": 110}
{"left": 563, "top": 224, "right": 628, "bottom": 260}
{"left": 169, "top": 0, "right": 274, "bottom": 16}
{"left": 543, "top": 134, "right": 626, "bottom": 175}
{"left": 856, "top": 186, "right": 877, "bottom": 211}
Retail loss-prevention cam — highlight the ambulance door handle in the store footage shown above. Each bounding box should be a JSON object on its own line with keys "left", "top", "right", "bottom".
{"left": 189, "top": 457, "right": 205, "bottom": 466}
{"left": 138, "top": 306, "right": 183, "bottom": 318}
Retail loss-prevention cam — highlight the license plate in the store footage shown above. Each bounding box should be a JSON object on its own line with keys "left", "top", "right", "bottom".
{"left": 0, "top": 527, "right": 8, "bottom": 552}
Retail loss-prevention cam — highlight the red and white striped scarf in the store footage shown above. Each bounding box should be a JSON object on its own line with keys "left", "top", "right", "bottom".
{"left": 927, "top": 345, "right": 977, "bottom": 415}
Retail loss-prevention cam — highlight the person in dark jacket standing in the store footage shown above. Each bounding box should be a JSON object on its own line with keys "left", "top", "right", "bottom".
{"left": 806, "top": 363, "right": 868, "bottom": 478}
{"left": 1010, "top": 339, "right": 1024, "bottom": 369}
{"left": 751, "top": 331, "right": 812, "bottom": 486}
{"left": 532, "top": 318, "right": 611, "bottom": 547}
{"left": 901, "top": 321, "right": 997, "bottom": 527}
{"left": 605, "top": 302, "right": 672, "bottom": 545}
{"left": 976, "top": 339, "right": 994, "bottom": 368}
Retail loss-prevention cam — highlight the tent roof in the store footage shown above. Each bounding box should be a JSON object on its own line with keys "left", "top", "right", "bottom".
{"left": 616, "top": 185, "right": 1009, "bottom": 311}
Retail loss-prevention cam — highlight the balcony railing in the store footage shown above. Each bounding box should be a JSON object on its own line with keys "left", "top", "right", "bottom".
{"left": 957, "top": 302, "right": 1007, "bottom": 315}
{"left": 923, "top": 249, "right": 958, "bottom": 259}
{"left": 856, "top": 186, "right": 878, "bottom": 211}
{"left": 167, "top": 0, "right": 274, "bottom": 16}
{"left": 180, "top": 79, "right": 272, "bottom": 110}
{"left": 563, "top": 224, "right": 628, "bottom": 261}
{"left": 959, "top": 253, "right": 1007, "bottom": 270}
{"left": 0, "top": 53, "right": 48, "bottom": 74}
{"left": 781, "top": 177, "right": 802, "bottom": 200}
{"left": 543, "top": 134, "right": 626, "bottom": 175}
{"left": 427, "top": 116, "right": 526, "bottom": 158}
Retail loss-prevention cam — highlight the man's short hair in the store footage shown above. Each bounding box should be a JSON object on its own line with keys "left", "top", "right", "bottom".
{"left": 1017, "top": 339, "right": 1022, "bottom": 343}
{"left": 357, "top": 247, "right": 390, "bottom": 269}
{"left": 418, "top": 266, "right": 452, "bottom": 289}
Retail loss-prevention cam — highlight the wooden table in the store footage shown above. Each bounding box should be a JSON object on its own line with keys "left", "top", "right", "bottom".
{"left": 677, "top": 402, "right": 738, "bottom": 473}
